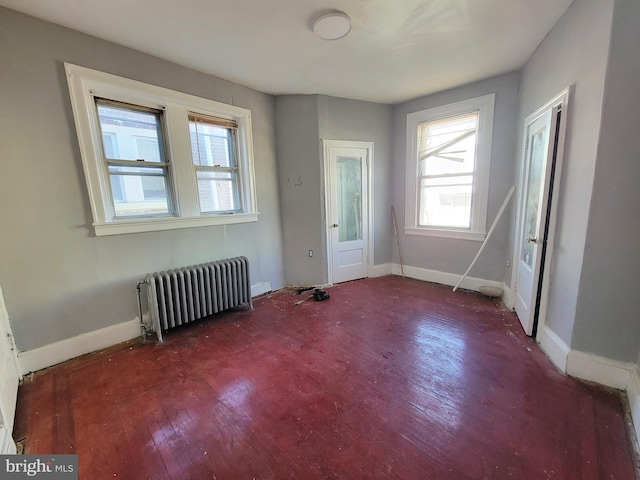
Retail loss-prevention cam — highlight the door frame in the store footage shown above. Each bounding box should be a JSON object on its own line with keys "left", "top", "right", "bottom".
{"left": 0, "top": 282, "right": 20, "bottom": 454}
{"left": 511, "top": 86, "right": 571, "bottom": 338}
{"left": 322, "top": 140, "right": 374, "bottom": 285}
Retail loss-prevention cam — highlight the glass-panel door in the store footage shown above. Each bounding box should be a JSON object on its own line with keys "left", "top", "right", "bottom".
{"left": 325, "top": 141, "right": 372, "bottom": 284}
{"left": 336, "top": 157, "right": 362, "bottom": 243}
{"left": 514, "top": 111, "right": 551, "bottom": 334}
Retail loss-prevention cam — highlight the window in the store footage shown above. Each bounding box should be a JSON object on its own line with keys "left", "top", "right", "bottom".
{"left": 417, "top": 113, "right": 477, "bottom": 229}
{"left": 405, "top": 94, "right": 494, "bottom": 241}
{"left": 65, "top": 63, "right": 258, "bottom": 236}
{"left": 188, "top": 113, "right": 240, "bottom": 213}
{"left": 96, "top": 100, "right": 173, "bottom": 217}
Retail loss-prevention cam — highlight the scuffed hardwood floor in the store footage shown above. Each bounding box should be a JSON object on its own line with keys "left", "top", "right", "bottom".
{"left": 14, "top": 276, "right": 637, "bottom": 479}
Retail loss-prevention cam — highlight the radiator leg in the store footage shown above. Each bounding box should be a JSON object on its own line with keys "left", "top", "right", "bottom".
{"left": 136, "top": 280, "right": 148, "bottom": 342}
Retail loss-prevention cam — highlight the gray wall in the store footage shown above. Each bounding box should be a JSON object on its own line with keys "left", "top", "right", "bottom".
{"left": 392, "top": 73, "right": 520, "bottom": 283}
{"left": 276, "top": 95, "right": 393, "bottom": 286}
{"left": 517, "top": 0, "right": 613, "bottom": 345}
{"left": 275, "top": 95, "right": 323, "bottom": 286}
{"left": 0, "top": 8, "right": 285, "bottom": 351}
{"left": 318, "top": 96, "right": 394, "bottom": 268}
{"left": 571, "top": 0, "right": 640, "bottom": 363}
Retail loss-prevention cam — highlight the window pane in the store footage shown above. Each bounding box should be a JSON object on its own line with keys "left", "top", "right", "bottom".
{"left": 189, "top": 122, "right": 234, "bottom": 168}
{"left": 337, "top": 156, "right": 362, "bottom": 242}
{"left": 419, "top": 176, "right": 472, "bottom": 228}
{"left": 135, "top": 137, "right": 161, "bottom": 163}
{"left": 418, "top": 113, "right": 478, "bottom": 176}
{"left": 196, "top": 170, "right": 238, "bottom": 213}
{"left": 107, "top": 165, "right": 169, "bottom": 216}
{"left": 108, "top": 178, "right": 170, "bottom": 217}
{"left": 102, "top": 133, "right": 118, "bottom": 158}
{"left": 97, "top": 102, "right": 164, "bottom": 163}
{"left": 110, "top": 174, "right": 125, "bottom": 202}
{"left": 521, "top": 128, "right": 547, "bottom": 268}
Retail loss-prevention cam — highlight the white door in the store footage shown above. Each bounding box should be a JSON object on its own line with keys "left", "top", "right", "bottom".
{"left": 514, "top": 108, "right": 558, "bottom": 335}
{"left": 0, "top": 284, "right": 19, "bottom": 454}
{"left": 324, "top": 141, "right": 372, "bottom": 284}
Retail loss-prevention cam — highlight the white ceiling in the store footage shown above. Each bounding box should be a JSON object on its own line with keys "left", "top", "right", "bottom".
{"left": 0, "top": 0, "right": 574, "bottom": 104}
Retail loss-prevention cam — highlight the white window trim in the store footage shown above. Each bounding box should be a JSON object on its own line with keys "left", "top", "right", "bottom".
{"left": 404, "top": 94, "right": 495, "bottom": 242}
{"left": 65, "top": 63, "right": 259, "bottom": 236}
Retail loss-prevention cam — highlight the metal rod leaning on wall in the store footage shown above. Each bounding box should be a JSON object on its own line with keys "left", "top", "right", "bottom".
{"left": 391, "top": 206, "right": 405, "bottom": 277}
{"left": 453, "top": 186, "right": 515, "bottom": 292}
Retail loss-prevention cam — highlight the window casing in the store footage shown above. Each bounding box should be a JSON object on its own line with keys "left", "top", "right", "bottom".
{"left": 405, "top": 94, "right": 495, "bottom": 241}
{"left": 65, "top": 63, "right": 258, "bottom": 236}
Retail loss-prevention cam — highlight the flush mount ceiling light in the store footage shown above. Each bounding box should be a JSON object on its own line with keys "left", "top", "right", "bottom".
{"left": 313, "top": 12, "right": 351, "bottom": 40}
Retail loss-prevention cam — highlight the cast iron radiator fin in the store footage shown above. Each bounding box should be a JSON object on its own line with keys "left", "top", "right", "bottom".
{"left": 144, "top": 257, "right": 252, "bottom": 342}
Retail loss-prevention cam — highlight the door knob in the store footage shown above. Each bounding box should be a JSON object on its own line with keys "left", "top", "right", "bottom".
{"left": 526, "top": 236, "right": 538, "bottom": 244}
{"left": 331, "top": 223, "right": 339, "bottom": 228}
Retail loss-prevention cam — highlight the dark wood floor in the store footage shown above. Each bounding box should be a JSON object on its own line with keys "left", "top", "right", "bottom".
{"left": 14, "top": 276, "right": 636, "bottom": 479}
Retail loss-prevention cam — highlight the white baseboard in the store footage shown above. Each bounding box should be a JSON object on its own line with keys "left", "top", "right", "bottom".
{"left": 251, "top": 281, "right": 272, "bottom": 298}
{"left": 18, "top": 280, "right": 273, "bottom": 375}
{"left": 566, "top": 350, "right": 640, "bottom": 443}
{"left": 567, "top": 350, "right": 637, "bottom": 390}
{"left": 17, "top": 318, "right": 141, "bottom": 376}
{"left": 372, "top": 262, "right": 514, "bottom": 307}
{"left": 371, "top": 263, "right": 393, "bottom": 277}
{"left": 537, "top": 323, "right": 570, "bottom": 372}
{"left": 390, "top": 263, "right": 508, "bottom": 296}
{"left": 501, "top": 283, "right": 514, "bottom": 309}
{"left": 628, "top": 368, "right": 640, "bottom": 443}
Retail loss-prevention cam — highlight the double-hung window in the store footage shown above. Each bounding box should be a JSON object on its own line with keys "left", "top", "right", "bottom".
{"left": 65, "top": 63, "right": 258, "bottom": 236}
{"left": 405, "top": 94, "right": 495, "bottom": 241}
{"left": 188, "top": 113, "right": 240, "bottom": 214}
{"left": 96, "top": 99, "right": 173, "bottom": 217}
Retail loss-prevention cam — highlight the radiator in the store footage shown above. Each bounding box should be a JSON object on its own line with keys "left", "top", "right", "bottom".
{"left": 143, "top": 257, "right": 252, "bottom": 342}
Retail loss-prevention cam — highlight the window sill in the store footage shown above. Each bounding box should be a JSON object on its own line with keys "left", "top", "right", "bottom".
{"left": 93, "top": 213, "right": 259, "bottom": 236}
{"left": 404, "top": 227, "right": 485, "bottom": 242}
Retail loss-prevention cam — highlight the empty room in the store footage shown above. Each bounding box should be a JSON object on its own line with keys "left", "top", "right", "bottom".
{"left": 0, "top": 0, "right": 639, "bottom": 478}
